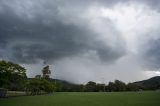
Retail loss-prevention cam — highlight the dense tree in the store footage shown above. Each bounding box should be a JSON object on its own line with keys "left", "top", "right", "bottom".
{"left": 54, "top": 82, "right": 63, "bottom": 92}
{"left": 42, "top": 79, "right": 54, "bottom": 93}
{"left": 108, "top": 82, "right": 116, "bottom": 92}
{"left": 25, "top": 79, "right": 55, "bottom": 95}
{"left": 25, "top": 79, "right": 41, "bottom": 95}
{"left": 0, "top": 60, "right": 27, "bottom": 90}
{"left": 108, "top": 80, "right": 126, "bottom": 92}
{"left": 114, "top": 80, "right": 126, "bottom": 91}
{"left": 85, "top": 81, "right": 97, "bottom": 92}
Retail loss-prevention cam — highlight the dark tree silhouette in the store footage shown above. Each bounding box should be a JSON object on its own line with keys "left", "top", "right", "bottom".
{"left": 0, "top": 60, "right": 26, "bottom": 90}
{"left": 85, "top": 81, "right": 96, "bottom": 92}
{"left": 42, "top": 65, "right": 51, "bottom": 79}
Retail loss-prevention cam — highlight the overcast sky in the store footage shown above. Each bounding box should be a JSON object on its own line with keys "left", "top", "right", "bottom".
{"left": 0, "top": 0, "right": 160, "bottom": 84}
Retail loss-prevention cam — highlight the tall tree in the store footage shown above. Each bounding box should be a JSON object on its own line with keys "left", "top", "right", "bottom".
{"left": 42, "top": 65, "right": 51, "bottom": 79}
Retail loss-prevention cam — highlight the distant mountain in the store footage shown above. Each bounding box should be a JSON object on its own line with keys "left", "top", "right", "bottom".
{"left": 49, "top": 78, "right": 72, "bottom": 85}
{"left": 133, "top": 76, "right": 160, "bottom": 90}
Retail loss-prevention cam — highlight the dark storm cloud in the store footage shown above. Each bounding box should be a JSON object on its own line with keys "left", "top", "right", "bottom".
{"left": 1, "top": 0, "right": 160, "bottom": 83}
{"left": 0, "top": 0, "right": 126, "bottom": 64}
{"left": 141, "top": 38, "right": 160, "bottom": 70}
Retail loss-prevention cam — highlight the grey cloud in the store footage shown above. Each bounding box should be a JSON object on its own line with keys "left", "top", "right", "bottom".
{"left": 0, "top": 0, "right": 126, "bottom": 64}
{"left": 135, "top": 0, "right": 160, "bottom": 12}
{"left": 141, "top": 38, "right": 160, "bottom": 70}
{"left": 1, "top": 0, "right": 159, "bottom": 83}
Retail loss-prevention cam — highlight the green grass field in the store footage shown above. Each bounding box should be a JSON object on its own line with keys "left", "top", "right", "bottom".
{"left": 0, "top": 91, "right": 160, "bottom": 106}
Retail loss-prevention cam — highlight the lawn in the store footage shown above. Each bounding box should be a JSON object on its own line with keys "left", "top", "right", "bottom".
{"left": 0, "top": 91, "right": 160, "bottom": 106}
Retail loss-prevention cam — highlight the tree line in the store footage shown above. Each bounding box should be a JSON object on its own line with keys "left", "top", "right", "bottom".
{"left": 54, "top": 80, "right": 140, "bottom": 92}
{"left": 54, "top": 77, "right": 160, "bottom": 92}
{"left": 0, "top": 60, "right": 160, "bottom": 96}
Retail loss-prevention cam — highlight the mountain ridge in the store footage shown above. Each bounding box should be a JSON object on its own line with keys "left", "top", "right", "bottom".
{"left": 133, "top": 76, "right": 160, "bottom": 90}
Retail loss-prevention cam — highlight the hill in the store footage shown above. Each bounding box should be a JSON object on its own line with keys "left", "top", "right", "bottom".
{"left": 134, "top": 76, "right": 160, "bottom": 90}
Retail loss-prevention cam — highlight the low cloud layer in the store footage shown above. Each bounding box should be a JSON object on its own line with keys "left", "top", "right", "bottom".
{"left": 1, "top": 0, "right": 160, "bottom": 83}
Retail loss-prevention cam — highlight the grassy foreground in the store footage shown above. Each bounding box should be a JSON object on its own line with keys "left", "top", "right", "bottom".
{"left": 0, "top": 91, "right": 160, "bottom": 106}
